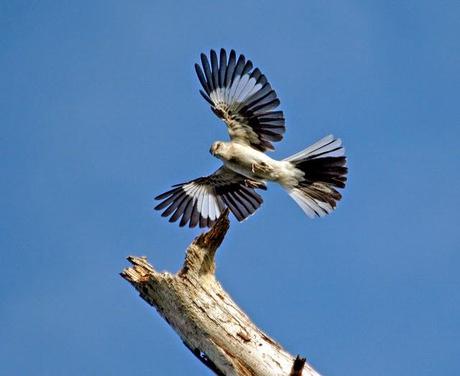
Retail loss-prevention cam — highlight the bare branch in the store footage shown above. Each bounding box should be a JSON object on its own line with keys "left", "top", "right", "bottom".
{"left": 121, "top": 212, "right": 321, "bottom": 376}
{"left": 181, "top": 208, "right": 230, "bottom": 276}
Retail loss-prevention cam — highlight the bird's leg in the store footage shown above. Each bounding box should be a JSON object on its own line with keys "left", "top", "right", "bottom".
{"left": 244, "top": 179, "right": 267, "bottom": 190}
{"left": 251, "top": 161, "right": 273, "bottom": 176}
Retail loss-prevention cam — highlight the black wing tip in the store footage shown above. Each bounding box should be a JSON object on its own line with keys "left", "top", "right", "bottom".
{"left": 200, "top": 48, "right": 252, "bottom": 68}
{"left": 205, "top": 48, "right": 235, "bottom": 54}
{"left": 194, "top": 63, "right": 202, "bottom": 73}
{"left": 200, "top": 48, "right": 228, "bottom": 56}
{"left": 154, "top": 201, "right": 166, "bottom": 210}
{"left": 154, "top": 189, "right": 176, "bottom": 200}
{"left": 199, "top": 90, "right": 214, "bottom": 105}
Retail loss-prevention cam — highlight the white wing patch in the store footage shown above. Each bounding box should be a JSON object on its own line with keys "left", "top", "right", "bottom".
{"left": 155, "top": 167, "right": 263, "bottom": 228}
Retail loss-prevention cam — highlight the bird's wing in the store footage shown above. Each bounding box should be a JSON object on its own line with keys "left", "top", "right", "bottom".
{"left": 195, "top": 49, "right": 285, "bottom": 152}
{"left": 154, "top": 167, "right": 265, "bottom": 228}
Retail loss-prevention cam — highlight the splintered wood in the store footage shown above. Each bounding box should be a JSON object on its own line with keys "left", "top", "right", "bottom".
{"left": 121, "top": 212, "right": 320, "bottom": 376}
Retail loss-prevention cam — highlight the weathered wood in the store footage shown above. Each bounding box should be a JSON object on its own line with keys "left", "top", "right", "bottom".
{"left": 121, "top": 212, "right": 321, "bottom": 376}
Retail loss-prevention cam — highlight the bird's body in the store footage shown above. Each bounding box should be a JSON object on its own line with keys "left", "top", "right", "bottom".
{"left": 211, "top": 140, "right": 301, "bottom": 186}
{"left": 155, "top": 49, "right": 348, "bottom": 228}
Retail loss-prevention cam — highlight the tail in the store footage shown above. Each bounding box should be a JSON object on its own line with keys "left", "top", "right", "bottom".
{"left": 283, "top": 135, "right": 348, "bottom": 218}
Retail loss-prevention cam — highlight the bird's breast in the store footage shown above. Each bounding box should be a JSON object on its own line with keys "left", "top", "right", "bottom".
{"left": 221, "top": 142, "right": 283, "bottom": 181}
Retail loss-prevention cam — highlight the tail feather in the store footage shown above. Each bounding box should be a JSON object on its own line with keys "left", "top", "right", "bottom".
{"left": 284, "top": 135, "right": 348, "bottom": 218}
{"left": 298, "top": 157, "right": 347, "bottom": 188}
{"left": 284, "top": 135, "right": 343, "bottom": 162}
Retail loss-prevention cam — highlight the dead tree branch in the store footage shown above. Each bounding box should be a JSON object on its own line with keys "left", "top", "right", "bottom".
{"left": 121, "top": 212, "right": 321, "bottom": 376}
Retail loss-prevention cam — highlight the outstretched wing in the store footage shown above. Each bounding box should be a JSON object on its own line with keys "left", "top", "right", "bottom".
{"left": 195, "top": 49, "right": 286, "bottom": 152}
{"left": 154, "top": 167, "right": 265, "bottom": 228}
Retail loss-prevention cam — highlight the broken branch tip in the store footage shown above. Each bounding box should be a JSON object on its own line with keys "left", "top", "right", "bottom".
{"left": 290, "top": 355, "right": 307, "bottom": 376}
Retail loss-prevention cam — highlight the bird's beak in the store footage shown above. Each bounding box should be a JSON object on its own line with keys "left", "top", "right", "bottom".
{"left": 209, "top": 145, "right": 215, "bottom": 155}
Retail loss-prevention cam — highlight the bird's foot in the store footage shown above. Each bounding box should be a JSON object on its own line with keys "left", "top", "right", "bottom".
{"left": 251, "top": 162, "right": 273, "bottom": 176}
{"left": 244, "top": 179, "right": 267, "bottom": 190}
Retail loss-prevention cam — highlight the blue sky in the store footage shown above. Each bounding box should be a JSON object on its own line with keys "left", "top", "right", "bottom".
{"left": 1, "top": 1, "right": 459, "bottom": 375}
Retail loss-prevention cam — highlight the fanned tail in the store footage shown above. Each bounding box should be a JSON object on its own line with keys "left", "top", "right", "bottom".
{"left": 283, "top": 135, "right": 348, "bottom": 218}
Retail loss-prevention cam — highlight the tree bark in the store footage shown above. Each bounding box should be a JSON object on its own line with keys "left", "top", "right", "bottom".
{"left": 121, "top": 211, "right": 321, "bottom": 376}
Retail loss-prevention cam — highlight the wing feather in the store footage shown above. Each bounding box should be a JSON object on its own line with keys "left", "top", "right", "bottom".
{"left": 195, "top": 49, "right": 286, "bottom": 152}
{"left": 225, "top": 50, "right": 237, "bottom": 89}
{"left": 155, "top": 167, "right": 264, "bottom": 228}
{"left": 210, "top": 50, "right": 219, "bottom": 93}
{"left": 200, "top": 53, "right": 214, "bottom": 92}
{"left": 218, "top": 49, "right": 227, "bottom": 87}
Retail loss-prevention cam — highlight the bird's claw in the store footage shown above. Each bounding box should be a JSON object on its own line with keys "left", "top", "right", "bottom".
{"left": 251, "top": 162, "right": 272, "bottom": 175}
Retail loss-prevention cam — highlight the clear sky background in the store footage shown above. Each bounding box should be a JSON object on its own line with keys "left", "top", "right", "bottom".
{"left": 1, "top": 1, "right": 459, "bottom": 375}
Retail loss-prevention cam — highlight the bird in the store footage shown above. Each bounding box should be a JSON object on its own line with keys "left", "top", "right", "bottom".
{"left": 154, "top": 48, "right": 348, "bottom": 228}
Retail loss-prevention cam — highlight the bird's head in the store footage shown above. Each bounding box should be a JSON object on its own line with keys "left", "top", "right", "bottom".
{"left": 210, "top": 141, "right": 225, "bottom": 157}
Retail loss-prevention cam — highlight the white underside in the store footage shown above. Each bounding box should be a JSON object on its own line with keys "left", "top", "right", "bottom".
{"left": 215, "top": 138, "right": 341, "bottom": 219}
{"left": 218, "top": 141, "right": 302, "bottom": 187}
